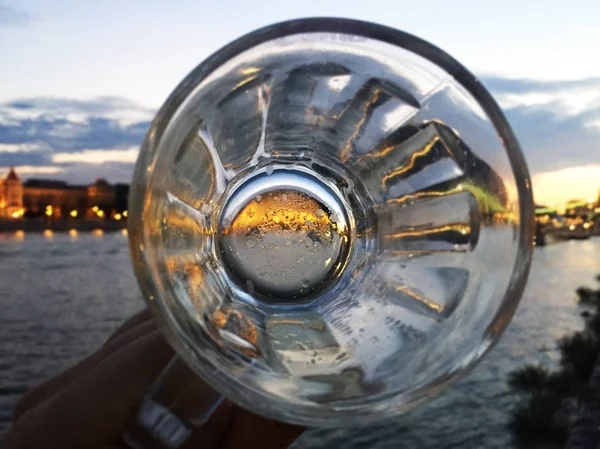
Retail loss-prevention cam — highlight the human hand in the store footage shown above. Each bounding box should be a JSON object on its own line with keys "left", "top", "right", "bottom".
{"left": 7, "top": 309, "right": 304, "bottom": 449}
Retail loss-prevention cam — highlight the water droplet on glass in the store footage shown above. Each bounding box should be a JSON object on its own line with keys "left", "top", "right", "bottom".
{"left": 255, "top": 194, "right": 262, "bottom": 203}
{"left": 246, "top": 280, "right": 255, "bottom": 294}
{"left": 265, "top": 166, "right": 274, "bottom": 176}
{"left": 316, "top": 209, "right": 324, "bottom": 218}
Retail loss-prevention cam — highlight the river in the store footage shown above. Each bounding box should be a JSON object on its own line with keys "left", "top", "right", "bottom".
{"left": 1, "top": 231, "right": 599, "bottom": 448}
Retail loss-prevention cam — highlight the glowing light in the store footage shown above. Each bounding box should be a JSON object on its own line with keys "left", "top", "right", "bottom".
{"left": 70, "top": 210, "right": 78, "bottom": 218}
{"left": 121, "top": 228, "right": 128, "bottom": 236}
{"left": 97, "top": 210, "right": 105, "bottom": 218}
{"left": 92, "top": 206, "right": 99, "bottom": 212}
{"left": 14, "top": 230, "right": 24, "bottom": 241}
{"left": 583, "top": 222, "right": 592, "bottom": 229}
{"left": 114, "top": 213, "right": 122, "bottom": 220}
{"left": 123, "top": 210, "right": 128, "bottom": 218}
{"left": 43, "top": 229, "right": 53, "bottom": 239}
{"left": 569, "top": 224, "right": 576, "bottom": 231}
{"left": 69, "top": 229, "right": 78, "bottom": 238}
{"left": 45, "top": 205, "right": 53, "bottom": 217}
{"left": 92, "top": 229, "right": 104, "bottom": 237}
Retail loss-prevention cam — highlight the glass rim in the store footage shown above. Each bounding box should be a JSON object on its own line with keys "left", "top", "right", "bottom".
{"left": 128, "top": 17, "right": 535, "bottom": 427}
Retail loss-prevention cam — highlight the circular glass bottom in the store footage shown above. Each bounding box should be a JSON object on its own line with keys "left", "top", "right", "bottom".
{"left": 218, "top": 167, "right": 352, "bottom": 301}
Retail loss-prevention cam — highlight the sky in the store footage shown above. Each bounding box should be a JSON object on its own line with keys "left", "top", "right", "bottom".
{"left": 1, "top": 0, "right": 599, "bottom": 209}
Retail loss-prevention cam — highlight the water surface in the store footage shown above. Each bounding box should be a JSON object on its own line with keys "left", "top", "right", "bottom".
{"left": 1, "top": 231, "right": 598, "bottom": 448}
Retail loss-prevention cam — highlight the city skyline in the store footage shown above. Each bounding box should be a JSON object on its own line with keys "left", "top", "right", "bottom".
{"left": 1, "top": 1, "right": 599, "bottom": 208}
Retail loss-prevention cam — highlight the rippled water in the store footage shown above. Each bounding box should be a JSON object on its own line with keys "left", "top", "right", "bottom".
{"left": 1, "top": 232, "right": 599, "bottom": 448}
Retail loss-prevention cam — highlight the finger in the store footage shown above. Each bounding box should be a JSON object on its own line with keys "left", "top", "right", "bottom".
{"left": 219, "top": 408, "right": 305, "bottom": 449}
{"left": 104, "top": 308, "right": 153, "bottom": 345}
{"left": 120, "top": 356, "right": 303, "bottom": 449}
{"left": 9, "top": 329, "right": 174, "bottom": 448}
{"left": 13, "top": 314, "right": 158, "bottom": 423}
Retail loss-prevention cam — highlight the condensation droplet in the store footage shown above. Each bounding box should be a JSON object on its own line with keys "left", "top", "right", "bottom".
{"left": 316, "top": 209, "right": 324, "bottom": 218}
{"left": 265, "top": 166, "right": 274, "bottom": 176}
{"left": 282, "top": 193, "right": 288, "bottom": 202}
{"left": 255, "top": 194, "right": 262, "bottom": 203}
{"left": 246, "top": 280, "right": 255, "bottom": 294}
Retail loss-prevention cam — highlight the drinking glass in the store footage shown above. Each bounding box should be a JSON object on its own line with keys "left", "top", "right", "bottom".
{"left": 126, "top": 17, "right": 534, "bottom": 444}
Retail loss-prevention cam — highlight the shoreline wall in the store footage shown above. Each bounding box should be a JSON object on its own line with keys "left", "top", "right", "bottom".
{"left": 0, "top": 219, "right": 127, "bottom": 233}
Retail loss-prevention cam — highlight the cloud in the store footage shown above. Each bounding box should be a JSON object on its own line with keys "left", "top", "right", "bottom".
{"left": 481, "top": 76, "right": 600, "bottom": 174}
{"left": 0, "top": 143, "right": 45, "bottom": 153}
{"left": 0, "top": 5, "right": 32, "bottom": 27}
{"left": 0, "top": 96, "right": 151, "bottom": 183}
{"left": 52, "top": 147, "right": 139, "bottom": 165}
{"left": 0, "top": 76, "right": 598, "bottom": 195}
{"left": 0, "top": 165, "right": 62, "bottom": 177}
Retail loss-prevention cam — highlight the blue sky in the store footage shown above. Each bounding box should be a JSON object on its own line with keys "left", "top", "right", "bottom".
{"left": 1, "top": 0, "right": 599, "bottom": 207}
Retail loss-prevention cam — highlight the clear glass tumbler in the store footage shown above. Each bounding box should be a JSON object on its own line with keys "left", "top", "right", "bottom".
{"left": 127, "top": 17, "right": 534, "bottom": 437}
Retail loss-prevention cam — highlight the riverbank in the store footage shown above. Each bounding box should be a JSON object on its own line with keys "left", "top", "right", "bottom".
{"left": 0, "top": 219, "right": 126, "bottom": 233}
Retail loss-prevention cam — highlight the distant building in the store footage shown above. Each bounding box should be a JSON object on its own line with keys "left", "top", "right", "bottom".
{"left": 0, "top": 168, "right": 24, "bottom": 218}
{"left": 23, "top": 179, "right": 87, "bottom": 214}
{"left": 0, "top": 168, "right": 128, "bottom": 219}
{"left": 87, "top": 178, "right": 115, "bottom": 210}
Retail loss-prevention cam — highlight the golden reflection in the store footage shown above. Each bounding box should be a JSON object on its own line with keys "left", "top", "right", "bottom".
{"left": 381, "top": 136, "right": 440, "bottom": 187}
{"left": 121, "top": 228, "right": 128, "bottom": 236}
{"left": 43, "top": 229, "right": 53, "bottom": 239}
{"left": 70, "top": 210, "right": 78, "bottom": 218}
{"left": 386, "top": 184, "right": 464, "bottom": 206}
{"left": 14, "top": 230, "right": 25, "bottom": 241}
{"left": 69, "top": 229, "right": 78, "bottom": 238}
{"left": 223, "top": 190, "right": 344, "bottom": 242}
{"left": 213, "top": 307, "right": 259, "bottom": 357}
{"left": 231, "top": 74, "right": 260, "bottom": 93}
{"left": 394, "top": 285, "right": 443, "bottom": 313}
{"left": 267, "top": 317, "right": 326, "bottom": 331}
{"left": 114, "top": 213, "right": 122, "bottom": 220}
{"left": 386, "top": 223, "right": 470, "bottom": 240}
{"left": 91, "top": 229, "right": 104, "bottom": 237}
{"left": 340, "top": 89, "right": 382, "bottom": 162}
{"left": 240, "top": 66, "right": 261, "bottom": 76}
